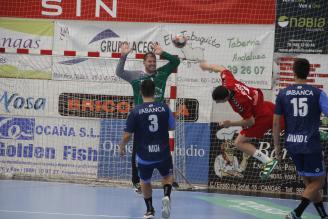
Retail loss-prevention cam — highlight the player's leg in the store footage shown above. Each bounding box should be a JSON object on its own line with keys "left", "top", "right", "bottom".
{"left": 157, "top": 156, "right": 173, "bottom": 219}
{"left": 138, "top": 163, "right": 155, "bottom": 219}
{"left": 234, "top": 133, "right": 277, "bottom": 179}
{"left": 237, "top": 105, "right": 278, "bottom": 179}
{"left": 132, "top": 139, "right": 141, "bottom": 193}
{"left": 287, "top": 153, "right": 327, "bottom": 219}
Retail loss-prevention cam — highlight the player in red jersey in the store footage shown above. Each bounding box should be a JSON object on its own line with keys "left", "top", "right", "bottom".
{"left": 200, "top": 61, "right": 281, "bottom": 179}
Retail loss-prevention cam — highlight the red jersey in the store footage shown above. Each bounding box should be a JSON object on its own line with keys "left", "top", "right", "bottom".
{"left": 221, "top": 69, "right": 264, "bottom": 119}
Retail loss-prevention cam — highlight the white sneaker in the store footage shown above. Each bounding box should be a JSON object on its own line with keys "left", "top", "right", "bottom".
{"left": 161, "top": 196, "right": 171, "bottom": 219}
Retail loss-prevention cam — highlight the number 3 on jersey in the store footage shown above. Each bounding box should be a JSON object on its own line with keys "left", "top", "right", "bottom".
{"left": 148, "top": 115, "right": 158, "bottom": 132}
{"left": 290, "top": 97, "right": 308, "bottom": 117}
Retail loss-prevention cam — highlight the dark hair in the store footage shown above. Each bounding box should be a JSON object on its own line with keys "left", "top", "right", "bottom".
{"left": 141, "top": 79, "right": 155, "bottom": 97}
{"left": 293, "top": 58, "right": 310, "bottom": 79}
{"left": 212, "top": 86, "right": 229, "bottom": 101}
{"left": 143, "top": 52, "right": 156, "bottom": 61}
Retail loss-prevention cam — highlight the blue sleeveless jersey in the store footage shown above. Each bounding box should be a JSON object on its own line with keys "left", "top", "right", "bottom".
{"left": 124, "top": 102, "right": 175, "bottom": 161}
{"left": 275, "top": 84, "right": 328, "bottom": 153}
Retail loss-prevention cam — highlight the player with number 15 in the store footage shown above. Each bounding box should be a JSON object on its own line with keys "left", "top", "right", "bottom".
{"left": 273, "top": 58, "right": 328, "bottom": 219}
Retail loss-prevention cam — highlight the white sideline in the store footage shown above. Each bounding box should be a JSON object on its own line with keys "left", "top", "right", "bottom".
{"left": 0, "top": 209, "right": 143, "bottom": 218}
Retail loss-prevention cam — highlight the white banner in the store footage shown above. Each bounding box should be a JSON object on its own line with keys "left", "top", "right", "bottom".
{"left": 53, "top": 21, "right": 274, "bottom": 89}
{"left": 272, "top": 53, "right": 328, "bottom": 102}
{"left": 0, "top": 116, "right": 100, "bottom": 179}
{"left": 0, "top": 18, "right": 53, "bottom": 50}
{"left": 0, "top": 78, "right": 132, "bottom": 117}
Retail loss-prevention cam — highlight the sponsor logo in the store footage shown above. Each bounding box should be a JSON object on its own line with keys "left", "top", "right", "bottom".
{"left": 58, "top": 58, "right": 89, "bottom": 65}
{"left": 0, "top": 56, "right": 7, "bottom": 64}
{"left": 0, "top": 117, "right": 100, "bottom": 140}
{"left": 0, "top": 37, "right": 41, "bottom": 49}
{"left": 41, "top": 0, "right": 117, "bottom": 18}
{"left": 282, "top": 0, "right": 322, "bottom": 9}
{"left": 0, "top": 142, "right": 55, "bottom": 159}
{"left": 58, "top": 93, "right": 199, "bottom": 121}
{"left": 0, "top": 117, "right": 34, "bottom": 140}
{"left": 59, "top": 26, "right": 69, "bottom": 40}
{"left": 0, "top": 91, "right": 46, "bottom": 113}
{"left": 277, "top": 15, "right": 325, "bottom": 29}
{"left": 86, "top": 28, "right": 156, "bottom": 53}
{"left": 89, "top": 28, "right": 119, "bottom": 44}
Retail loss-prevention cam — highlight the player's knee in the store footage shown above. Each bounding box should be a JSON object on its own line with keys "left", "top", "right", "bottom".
{"left": 234, "top": 138, "right": 244, "bottom": 149}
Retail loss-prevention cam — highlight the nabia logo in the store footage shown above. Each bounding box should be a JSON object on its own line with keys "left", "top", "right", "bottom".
{"left": 278, "top": 15, "right": 326, "bottom": 29}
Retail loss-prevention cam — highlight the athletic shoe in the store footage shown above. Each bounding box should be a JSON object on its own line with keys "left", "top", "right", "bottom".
{"left": 260, "top": 159, "right": 278, "bottom": 180}
{"left": 286, "top": 211, "right": 302, "bottom": 219}
{"left": 172, "top": 181, "right": 179, "bottom": 189}
{"left": 133, "top": 182, "right": 142, "bottom": 194}
{"left": 162, "top": 196, "right": 171, "bottom": 219}
{"left": 143, "top": 209, "right": 155, "bottom": 219}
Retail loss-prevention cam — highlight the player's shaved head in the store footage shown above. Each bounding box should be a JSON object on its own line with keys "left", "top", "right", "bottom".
{"left": 212, "top": 86, "right": 230, "bottom": 102}
{"left": 293, "top": 58, "right": 310, "bottom": 80}
{"left": 141, "top": 79, "right": 155, "bottom": 97}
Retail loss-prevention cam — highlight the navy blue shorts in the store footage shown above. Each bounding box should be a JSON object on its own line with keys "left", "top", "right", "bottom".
{"left": 289, "top": 152, "right": 325, "bottom": 177}
{"left": 137, "top": 156, "right": 173, "bottom": 183}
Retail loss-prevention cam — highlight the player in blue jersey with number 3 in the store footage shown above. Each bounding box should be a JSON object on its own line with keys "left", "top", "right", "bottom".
{"left": 273, "top": 58, "right": 328, "bottom": 219}
{"left": 119, "top": 79, "right": 175, "bottom": 219}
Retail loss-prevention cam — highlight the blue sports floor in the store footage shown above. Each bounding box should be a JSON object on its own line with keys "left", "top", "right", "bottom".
{"left": 0, "top": 180, "right": 326, "bottom": 219}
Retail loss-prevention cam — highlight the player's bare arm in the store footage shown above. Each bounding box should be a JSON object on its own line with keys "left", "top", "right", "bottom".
{"left": 119, "top": 132, "right": 133, "bottom": 156}
{"left": 272, "top": 114, "right": 282, "bottom": 161}
{"left": 221, "top": 117, "right": 255, "bottom": 128}
{"left": 199, "top": 60, "right": 227, "bottom": 73}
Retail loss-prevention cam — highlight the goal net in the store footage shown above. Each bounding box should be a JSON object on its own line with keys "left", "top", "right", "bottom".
{"left": 0, "top": 0, "right": 327, "bottom": 197}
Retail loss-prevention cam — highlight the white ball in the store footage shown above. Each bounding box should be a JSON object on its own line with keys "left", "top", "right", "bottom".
{"left": 172, "top": 34, "right": 187, "bottom": 48}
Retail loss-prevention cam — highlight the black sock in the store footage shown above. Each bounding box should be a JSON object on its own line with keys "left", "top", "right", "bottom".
{"left": 314, "top": 202, "right": 328, "bottom": 218}
{"left": 294, "top": 197, "right": 311, "bottom": 217}
{"left": 144, "top": 197, "right": 153, "bottom": 212}
{"left": 163, "top": 184, "right": 172, "bottom": 198}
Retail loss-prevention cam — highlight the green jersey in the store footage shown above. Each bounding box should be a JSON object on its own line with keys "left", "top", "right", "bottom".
{"left": 115, "top": 51, "right": 180, "bottom": 105}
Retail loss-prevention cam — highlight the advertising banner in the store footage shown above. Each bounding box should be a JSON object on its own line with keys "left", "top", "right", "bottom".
{"left": 160, "top": 24, "right": 275, "bottom": 89}
{"left": 1, "top": 1, "right": 275, "bottom": 24}
{"left": 0, "top": 18, "right": 53, "bottom": 50}
{"left": 0, "top": 116, "right": 100, "bottom": 179}
{"left": 0, "top": 78, "right": 131, "bottom": 117}
{"left": 53, "top": 21, "right": 274, "bottom": 89}
{"left": 208, "top": 123, "right": 328, "bottom": 195}
{"left": 275, "top": 0, "right": 328, "bottom": 54}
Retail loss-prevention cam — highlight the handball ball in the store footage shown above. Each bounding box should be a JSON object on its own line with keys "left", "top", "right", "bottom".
{"left": 172, "top": 34, "right": 187, "bottom": 48}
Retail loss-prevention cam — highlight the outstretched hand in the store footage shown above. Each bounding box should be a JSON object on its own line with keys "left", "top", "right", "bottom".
{"left": 120, "top": 42, "right": 133, "bottom": 55}
{"left": 151, "top": 42, "right": 163, "bottom": 55}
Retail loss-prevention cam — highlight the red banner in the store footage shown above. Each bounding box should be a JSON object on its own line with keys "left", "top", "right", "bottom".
{"left": 0, "top": 0, "right": 275, "bottom": 24}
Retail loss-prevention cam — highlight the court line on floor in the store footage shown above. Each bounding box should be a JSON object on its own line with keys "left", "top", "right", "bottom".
{"left": 0, "top": 209, "right": 143, "bottom": 218}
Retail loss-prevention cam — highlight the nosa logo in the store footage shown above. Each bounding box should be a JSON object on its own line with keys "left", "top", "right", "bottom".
{"left": 278, "top": 15, "right": 326, "bottom": 28}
